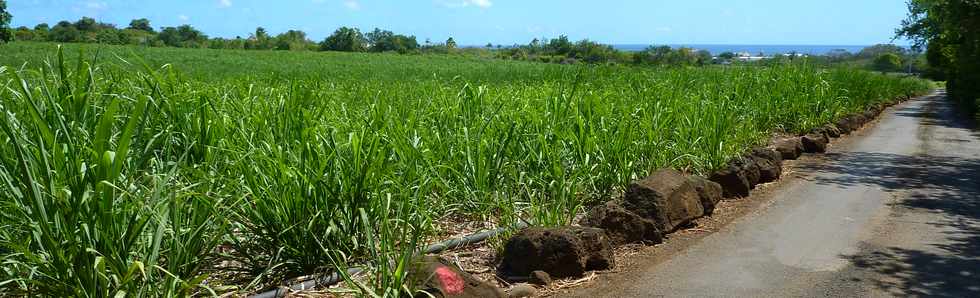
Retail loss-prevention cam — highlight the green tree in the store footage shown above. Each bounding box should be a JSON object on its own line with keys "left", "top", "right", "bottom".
{"left": 696, "top": 49, "right": 713, "bottom": 65}
{"left": 274, "top": 29, "right": 312, "bottom": 50}
{"left": 898, "top": 0, "right": 980, "bottom": 113}
{"left": 857, "top": 44, "right": 907, "bottom": 59}
{"left": 157, "top": 24, "right": 207, "bottom": 47}
{"left": 546, "top": 35, "right": 573, "bottom": 56}
{"left": 365, "top": 28, "right": 418, "bottom": 53}
{"left": 320, "top": 26, "right": 367, "bottom": 52}
{"left": 0, "top": 0, "right": 12, "bottom": 43}
{"left": 872, "top": 53, "right": 903, "bottom": 72}
{"left": 127, "top": 18, "right": 154, "bottom": 32}
{"left": 33, "top": 23, "right": 49, "bottom": 40}
{"left": 13, "top": 26, "right": 32, "bottom": 41}
{"left": 446, "top": 37, "right": 457, "bottom": 49}
{"left": 74, "top": 17, "right": 97, "bottom": 32}
{"left": 49, "top": 21, "right": 82, "bottom": 42}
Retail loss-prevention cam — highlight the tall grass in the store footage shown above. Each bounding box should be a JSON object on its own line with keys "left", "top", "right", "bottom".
{"left": 0, "top": 47, "right": 228, "bottom": 296}
{"left": 0, "top": 42, "right": 933, "bottom": 296}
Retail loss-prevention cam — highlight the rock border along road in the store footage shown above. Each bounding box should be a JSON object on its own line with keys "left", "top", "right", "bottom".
{"left": 565, "top": 90, "right": 980, "bottom": 297}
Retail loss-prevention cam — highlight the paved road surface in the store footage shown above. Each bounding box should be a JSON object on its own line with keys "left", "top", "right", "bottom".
{"left": 567, "top": 90, "right": 980, "bottom": 297}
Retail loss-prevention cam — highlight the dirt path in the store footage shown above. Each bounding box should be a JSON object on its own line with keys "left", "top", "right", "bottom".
{"left": 561, "top": 90, "right": 980, "bottom": 297}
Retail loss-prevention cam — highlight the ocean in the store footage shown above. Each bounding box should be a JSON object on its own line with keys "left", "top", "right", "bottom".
{"left": 612, "top": 44, "right": 876, "bottom": 55}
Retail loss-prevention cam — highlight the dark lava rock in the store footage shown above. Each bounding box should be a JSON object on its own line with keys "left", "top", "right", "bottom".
{"left": 835, "top": 117, "right": 855, "bottom": 134}
{"left": 624, "top": 169, "right": 705, "bottom": 233}
{"left": 581, "top": 201, "right": 663, "bottom": 246}
{"left": 822, "top": 124, "right": 842, "bottom": 138}
{"left": 749, "top": 148, "right": 783, "bottom": 183}
{"left": 852, "top": 114, "right": 869, "bottom": 127}
{"left": 498, "top": 226, "right": 615, "bottom": 279}
{"left": 773, "top": 137, "right": 804, "bottom": 160}
{"left": 687, "top": 175, "right": 723, "bottom": 215}
{"left": 409, "top": 256, "right": 506, "bottom": 298}
{"left": 741, "top": 157, "right": 762, "bottom": 188}
{"left": 863, "top": 109, "right": 877, "bottom": 120}
{"left": 801, "top": 133, "right": 829, "bottom": 153}
{"left": 528, "top": 271, "right": 552, "bottom": 286}
{"left": 751, "top": 147, "right": 783, "bottom": 165}
{"left": 508, "top": 284, "right": 537, "bottom": 298}
{"left": 709, "top": 161, "right": 751, "bottom": 199}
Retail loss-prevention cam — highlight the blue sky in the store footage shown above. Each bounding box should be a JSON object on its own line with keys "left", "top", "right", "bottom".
{"left": 8, "top": 0, "right": 911, "bottom": 46}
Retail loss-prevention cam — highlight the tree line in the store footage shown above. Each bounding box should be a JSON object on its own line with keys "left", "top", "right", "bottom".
{"left": 0, "top": 14, "right": 434, "bottom": 53}
{"left": 899, "top": 0, "right": 980, "bottom": 115}
{"left": 497, "top": 36, "right": 713, "bottom": 66}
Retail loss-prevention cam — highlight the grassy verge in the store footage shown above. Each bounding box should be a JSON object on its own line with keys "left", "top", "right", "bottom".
{"left": 0, "top": 42, "right": 932, "bottom": 296}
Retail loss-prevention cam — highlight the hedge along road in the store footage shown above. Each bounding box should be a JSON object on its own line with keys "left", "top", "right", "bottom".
{"left": 566, "top": 90, "right": 980, "bottom": 297}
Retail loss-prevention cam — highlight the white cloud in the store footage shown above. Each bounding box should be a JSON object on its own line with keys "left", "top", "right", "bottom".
{"left": 85, "top": 1, "right": 108, "bottom": 10}
{"left": 440, "top": 0, "right": 492, "bottom": 9}
{"left": 219, "top": 0, "right": 232, "bottom": 8}
{"left": 469, "top": 0, "right": 491, "bottom": 8}
{"left": 178, "top": 14, "right": 190, "bottom": 21}
{"left": 344, "top": 0, "right": 360, "bottom": 10}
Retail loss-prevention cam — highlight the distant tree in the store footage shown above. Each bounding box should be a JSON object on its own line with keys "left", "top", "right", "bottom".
{"left": 13, "top": 26, "right": 33, "bottom": 41}
{"left": 857, "top": 44, "right": 906, "bottom": 59}
{"left": 74, "top": 17, "right": 97, "bottom": 32}
{"left": 246, "top": 27, "right": 274, "bottom": 49}
{"left": 177, "top": 24, "right": 207, "bottom": 47}
{"left": 32, "top": 23, "right": 49, "bottom": 40}
{"left": 275, "top": 29, "right": 311, "bottom": 50}
{"left": 446, "top": 37, "right": 457, "bottom": 49}
{"left": 158, "top": 24, "right": 207, "bottom": 47}
{"left": 157, "top": 27, "right": 180, "bottom": 46}
{"left": 696, "top": 49, "right": 713, "bottom": 65}
{"left": 872, "top": 53, "right": 903, "bottom": 73}
{"left": 320, "top": 26, "right": 367, "bottom": 52}
{"left": 718, "top": 51, "right": 735, "bottom": 60}
{"left": 49, "top": 21, "right": 81, "bottom": 42}
{"left": 366, "top": 28, "right": 418, "bottom": 53}
{"left": 0, "top": 0, "right": 12, "bottom": 43}
{"left": 569, "top": 39, "right": 616, "bottom": 63}
{"left": 485, "top": 42, "right": 493, "bottom": 49}
{"left": 127, "top": 18, "right": 154, "bottom": 32}
{"left": 546, "top": 35, "right": 573, "bottom": 56}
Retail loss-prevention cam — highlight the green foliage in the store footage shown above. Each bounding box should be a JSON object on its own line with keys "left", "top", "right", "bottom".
{"left": 320, "top": 26, "right": 367, "bottom": 52}
{"left": 0, "top": 0, "right": 10, "bottom": 43}
{"left": 633, "top": 46, "right": 707, "bottom": 66}
{"left": 857, "top": 43, "right": 907, "bottom": 59}
{"left": 127, "top": 18, "right": 154, "bottom": 33}
{"left": 158, "top": 25, "right": 208, "bottom": 48}
{"left": 873, "top": 53, "right": 903, "bottom": 72}
{"left": 0, "top": 42, "right": 933, "bottom": 295}
{"left": 899, "top": 0, "right": 980, "bottom": 115}
{"left": 366, "top": 28, "right": 419, "bottom": 53}
{"left": 0, "top": 46, "right": 228, "bottom": 297}
{"left": 446, "top": 37, "right": 457, "bottom": 49}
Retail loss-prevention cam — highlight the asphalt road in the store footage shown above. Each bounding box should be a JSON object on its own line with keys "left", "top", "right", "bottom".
{"left": 566, "top": 90, "right": 980, "bottom": 297}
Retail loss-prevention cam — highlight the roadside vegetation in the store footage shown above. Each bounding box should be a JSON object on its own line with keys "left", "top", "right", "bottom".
{"left": 0, "top": 41, "right": 932, "bottom": 296}
{"left": 898, "top": 0, "right": 980, "bottom": 116}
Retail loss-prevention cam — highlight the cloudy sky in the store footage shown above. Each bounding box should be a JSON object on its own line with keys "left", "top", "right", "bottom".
{"left": 7, "top": 0, "right": 912, "bottom": 45}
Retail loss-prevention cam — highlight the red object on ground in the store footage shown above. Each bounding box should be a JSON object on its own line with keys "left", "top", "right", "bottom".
{"left": 435, "top": 266, "right": 465, "bottom": 294}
